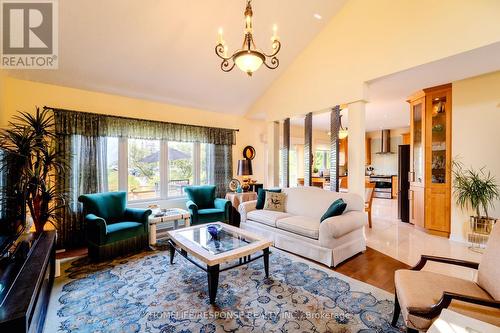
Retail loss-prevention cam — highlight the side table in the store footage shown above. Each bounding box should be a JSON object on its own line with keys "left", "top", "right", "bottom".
{"left": 225, "top": 192, "right": 258, "bottom": 227}
{"left": 149, "top": 208, "right": 191, "bottom": 245}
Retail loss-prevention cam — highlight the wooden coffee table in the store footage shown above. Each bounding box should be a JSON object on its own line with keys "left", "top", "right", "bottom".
{"left": 167, "top": 222, "right": 272, "bottom": 304}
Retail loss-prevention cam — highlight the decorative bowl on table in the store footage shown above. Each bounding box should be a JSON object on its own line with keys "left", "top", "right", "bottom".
{"left": 207, "top": 224, "right": 223, "bottom": 240}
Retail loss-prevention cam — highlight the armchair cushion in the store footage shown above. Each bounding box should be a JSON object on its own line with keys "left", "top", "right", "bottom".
{"left": 395, "top": 270, "right": 500, "bottom": 329}
{"left": 105, "top": 221, "right": 145, "bottom": 244}
{"left": 184, "top": 185, "right": 216, "bottom": 209}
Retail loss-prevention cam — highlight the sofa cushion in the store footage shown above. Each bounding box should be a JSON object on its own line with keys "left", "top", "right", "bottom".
{"left": 276, "top": 216, "right": 320, "bottom": 239}
{"left": 263, "top": 192, "right": 287, "bottom": 212}
{"left": 256, "top": 188, "right": 281, "bottom": 210}
{"left": 247, "top": 210, "right": 291, "bottom": 227}
{"left": 320, "top": 199, "right": 347, "bottom": 222}
{"left": 184, "top": 185, "right": 216, "bottom": 209}
{"left": 395, "top": 270, "right": 500, "bottom": 329}
{"left": 283, "top": 187, "right": 364, "bottom": 219}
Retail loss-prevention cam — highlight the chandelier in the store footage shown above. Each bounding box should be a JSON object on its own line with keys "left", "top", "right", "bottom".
{"left": 215, "top": 0, "right": 281, "bottom": 76}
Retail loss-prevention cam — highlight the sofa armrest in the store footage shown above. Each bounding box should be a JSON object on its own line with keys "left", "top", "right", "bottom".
{"left": 319, "top": 210, "right": 366, "bottom": 241}
{"left": 85, "top": 213, "right": 107, "bottom": 245}
{"left": 238, "top": 200, "right": 257, "bottom": 223}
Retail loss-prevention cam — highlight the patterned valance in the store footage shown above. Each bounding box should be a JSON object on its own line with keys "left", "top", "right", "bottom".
{"left": 48, "top": 107, "right": 237, "bottom": 145}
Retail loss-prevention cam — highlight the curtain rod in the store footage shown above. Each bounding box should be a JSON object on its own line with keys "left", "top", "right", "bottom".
{"left": 43, "top": 106, "right": 240, "bottom": 132}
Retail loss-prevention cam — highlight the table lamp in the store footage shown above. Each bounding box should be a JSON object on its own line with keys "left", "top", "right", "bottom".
{"left": 237, "top": 159, "right": 253, "bottom": 192}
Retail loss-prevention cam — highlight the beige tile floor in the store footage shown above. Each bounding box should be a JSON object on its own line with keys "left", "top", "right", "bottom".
{"left": 366, "top": 198, "right": 482, "bottom": 281}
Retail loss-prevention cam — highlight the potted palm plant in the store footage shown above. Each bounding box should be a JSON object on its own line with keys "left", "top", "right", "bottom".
{"left": 0, "top": 107, "right": 67, "bottom": 234}
{"left": 453, "top": 161, "right": 499, "bottom": 243}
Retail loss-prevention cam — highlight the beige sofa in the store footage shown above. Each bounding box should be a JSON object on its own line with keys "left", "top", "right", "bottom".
{"left": 238, "top": 187, "right": 367, "bottom": 267}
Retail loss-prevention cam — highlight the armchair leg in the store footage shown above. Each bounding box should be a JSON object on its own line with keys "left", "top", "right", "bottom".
{"left": 391, "top": 293, "right": 401, "bottom": 327}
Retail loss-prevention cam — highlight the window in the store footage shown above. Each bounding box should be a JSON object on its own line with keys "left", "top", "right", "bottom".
{"left": 128, "top": 139, "right": 160, "bottom": 201}
{"left": 104, "top": 138, "right": 212, "bottom": 202}
{"left": 168, "top": 142, "right": 193, "bottom": 197}
{"left": 105, "top": 137, "right": 119, "bottom": 192}
{"left": 314, "top": 150, "right": 330, "bottom": 173}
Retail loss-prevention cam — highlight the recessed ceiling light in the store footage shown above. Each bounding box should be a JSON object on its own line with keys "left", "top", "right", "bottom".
{"left": 313, "top": 13, "right": 322, "bottom": 20}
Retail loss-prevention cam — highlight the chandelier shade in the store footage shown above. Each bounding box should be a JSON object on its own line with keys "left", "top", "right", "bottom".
{"left": 215, "top": 0, "right": 281, "bottom": 76}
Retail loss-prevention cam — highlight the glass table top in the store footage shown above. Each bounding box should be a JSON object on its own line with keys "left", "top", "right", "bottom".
{"left": 176, "top": 225, "right": 255, "bottom": 255}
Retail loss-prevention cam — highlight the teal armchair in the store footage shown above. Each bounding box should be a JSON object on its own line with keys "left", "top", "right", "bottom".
{"left": 184, "top": 185, "right": 230, "bottom": 225}
{"left": 78, "top": 192, "right": 152, "bottom": 261}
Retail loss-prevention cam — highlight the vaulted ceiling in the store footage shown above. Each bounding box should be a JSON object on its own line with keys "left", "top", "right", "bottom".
{"left": 5, "top": 0, "right": 347, "bottom": 115}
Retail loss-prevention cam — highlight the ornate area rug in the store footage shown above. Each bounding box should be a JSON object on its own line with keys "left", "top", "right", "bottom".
{"left": 45, "top": 248, "right": 404, "bottom": 333}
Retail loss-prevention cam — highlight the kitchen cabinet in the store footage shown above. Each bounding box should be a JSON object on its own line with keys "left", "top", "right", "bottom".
{"left": 402, "top": 133, "right": 410, "bottom": 145}
{"left": 392, "top": 176, "right": 398, "bottom": 198}
{"left": 407, "top": 84, "right": 452, "bottom": 237}
{"left": 339, "top": 138, "right": 348, "bottom": 166}
{"left": 339, "top": 176, "right": 348, "bottom": 189}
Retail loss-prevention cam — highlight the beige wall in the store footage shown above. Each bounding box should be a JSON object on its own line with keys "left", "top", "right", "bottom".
{"left": 249, "top": 0, "right": 500, "bottom": 121}
{"left": 0, "top": 76, "right": 268, "bottom": 184}
{"left": 451, "top": 71, "right": 500, "bottom": 242}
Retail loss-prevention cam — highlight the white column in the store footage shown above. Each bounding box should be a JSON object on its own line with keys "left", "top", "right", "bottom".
{"left": 266, "top": 121, "right": 280, "bottom": 187}
{"left": 347, "top": 101, "right": 366, "bottom": 198}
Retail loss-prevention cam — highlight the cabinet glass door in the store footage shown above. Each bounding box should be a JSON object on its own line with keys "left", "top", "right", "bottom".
{"left": 430, "top": 96, "right": 447, "bottom": 183}
{"left": 412, "top": 102, "right": 424, "bottom": 183}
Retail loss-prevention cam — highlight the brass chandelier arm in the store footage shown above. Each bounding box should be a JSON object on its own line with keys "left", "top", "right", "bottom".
{"left": 263, "top": 40, "right": 281, "bottom": 58}
{"left": 215, "top": 44, "right": 236, "bottom": 72}
{"left": 263, "top": 56, "right": 279, "bottom": 70}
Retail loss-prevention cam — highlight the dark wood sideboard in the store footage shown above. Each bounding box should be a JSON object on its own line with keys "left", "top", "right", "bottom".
{"left": 0, "top": 231, "right": 56, "bottom": 333}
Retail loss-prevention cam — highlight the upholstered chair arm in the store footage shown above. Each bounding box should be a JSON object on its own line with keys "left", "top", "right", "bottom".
{"left": 85, "top": 214, "right": 107, "bottom": 245}
{"left": 186, "top": 200, "right": 199, "bottom": 224}
{"left": 238, "top": 200, "right": 257, "bottom": 223}
{"left": 411, "top": 255, "right": 480, "bottom": 271}
{"left": 124, "top": 208, "right": 152, "bottom": 232}
{"left": 214, "top": 198, "right": 231, "bottom": 222}
{"left": 408, "top": 291, "right": 500, "bottom": 319}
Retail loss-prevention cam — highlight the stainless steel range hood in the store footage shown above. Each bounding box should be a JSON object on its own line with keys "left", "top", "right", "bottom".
{"left": 376, "top": 129, "right": 394, "bottom": 154}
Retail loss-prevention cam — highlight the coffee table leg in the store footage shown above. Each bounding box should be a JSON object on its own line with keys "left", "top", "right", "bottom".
{"left": 263, "top": 248, "right": 270, "bottom": 278}
{"left": 169, "top": 241, "right": 176, "bottom": 264}
{"left": 207, "top": 264, "right": 220, "bottom": 304}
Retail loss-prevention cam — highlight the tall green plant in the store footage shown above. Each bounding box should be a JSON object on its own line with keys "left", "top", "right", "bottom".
{"left": 0, "top": 107, "right": 68, "bottom": 233}
{"left": 452, "top": 160, "right": 499, "bottom": 218}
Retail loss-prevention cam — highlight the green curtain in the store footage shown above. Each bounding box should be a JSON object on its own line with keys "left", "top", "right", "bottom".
{"left": 49, "top": 107, "right": 236, "bottom": 145}
{"left": 51, "top": 108, "right": 235, "bottom": 248}
{"left": 209, "top": 144, "right": 233, "bottom": 198}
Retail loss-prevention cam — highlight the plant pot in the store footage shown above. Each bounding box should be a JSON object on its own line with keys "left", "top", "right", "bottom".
{"left": 470, "top": 216, "right": 497, "bottom": 235}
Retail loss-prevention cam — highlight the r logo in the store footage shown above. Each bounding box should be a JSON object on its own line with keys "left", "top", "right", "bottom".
{"left": 2, "top": 2, "right": 53, "bottom": 54}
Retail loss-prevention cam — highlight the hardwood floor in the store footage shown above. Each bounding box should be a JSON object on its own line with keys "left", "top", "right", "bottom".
{"left": 57, "top": 246, "right": 408, "bottom": 294}
{"left": 333, "top": 247, "right": 410, "bottom": 293}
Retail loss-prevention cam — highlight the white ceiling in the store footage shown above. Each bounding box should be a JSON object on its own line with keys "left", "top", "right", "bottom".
{"left": 291, "top": 42, "right": 500, "bottom": 133}
{"left": 5, "top": 0, "right": 347, "bottom": 115}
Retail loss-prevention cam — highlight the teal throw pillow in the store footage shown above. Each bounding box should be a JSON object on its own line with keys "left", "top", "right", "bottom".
{"left": 320, "top": 199, "right": 347, "bottom": 222}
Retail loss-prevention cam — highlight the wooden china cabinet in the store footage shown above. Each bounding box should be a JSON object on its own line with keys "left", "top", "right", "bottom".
{"left": 407, "top": 84, "right": 452, "bottom": 237}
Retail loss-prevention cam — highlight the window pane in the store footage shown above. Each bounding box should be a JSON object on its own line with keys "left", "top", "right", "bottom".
{"left": 106, "top": 137, "right": 119, "bottom": 192}
{"left": 128, "top": 139, "right": 160, "bottom": 200}
{"left": 168, "top": 142, "right": 193, "bottom": 197}
{"left": 200, "top": 143, "right": 210, "bottom": 185}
